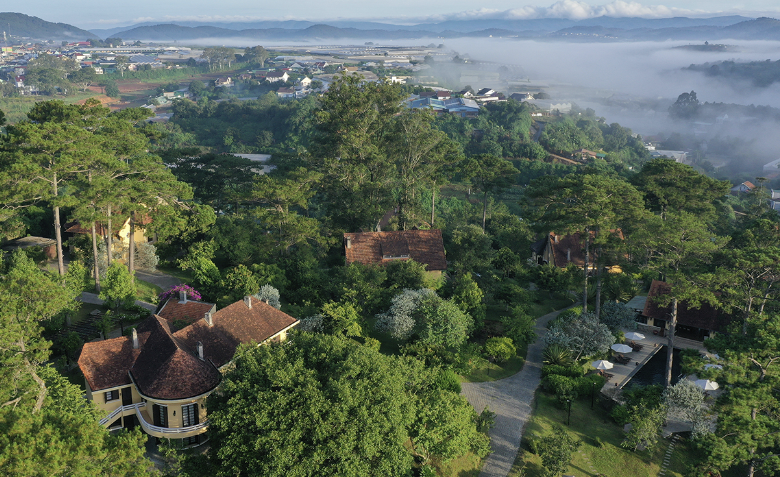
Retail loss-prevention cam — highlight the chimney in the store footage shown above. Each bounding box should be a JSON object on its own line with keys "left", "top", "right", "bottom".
{"left": 204, "top": 311, "right": 213, "bottom": 326}
{"left": 244, "top": 296, "right": 252, "bottom": 309}
{"left": 346, "top": 236, "right": 352, "bottom": 249}
{"left": 264, "top": 299, "right": 269, "bottom": 304}
{"left": 132, "top": 328, "right": 139, "bottom": 349}
{"left": 554, "top": 235, "right": 559, "bottom": 244}
{"left": 179, "top": 290, "right": 187, "bottom": 304}
{"left": 567, "top": 249, "right": 571, "bottom": 262}
{"left": 197, "top": 341, "right": 204, "bottom": 361}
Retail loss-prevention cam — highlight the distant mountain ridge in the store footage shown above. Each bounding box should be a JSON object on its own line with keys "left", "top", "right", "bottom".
{"left": 0, "top": 12, "right": 777, "bottom": 43}
{"left": 0, "top": 12, "right": 93, "bottom": 40}
{"left": 101, "top": 16, "right": 780, "bottom": 42}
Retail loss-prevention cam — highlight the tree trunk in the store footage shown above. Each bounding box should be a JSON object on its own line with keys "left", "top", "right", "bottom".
{"left": 747, "top": 407, "right": 757, "bottom": 477}
{"left": 106, "top": 206, "right": 113, "bottom": 263}
{"left": 759, "top": 281, "right": 773, "bottom": 316}
{"left": 91, "top": 222, "right": 101, "bottom": 292}
{"left": 665, "top": 298, "right": 677, "bottom": 387}
{"left": 52, "top": 174, "right": 65, "bottom": 276}
{"left": 128, "top": 211, "right": 135, "bottom": 283}
{"left": 430, "top": 181, "right": 436, "bottom": 226}
{"left": 595, "top": 244, "right": 603, "bottom": 319}
{"left": 583, "top": 228, "right": 589, "bottom": 313}
{"left": 482, "top": 191, "right": 488, "bottom": 232}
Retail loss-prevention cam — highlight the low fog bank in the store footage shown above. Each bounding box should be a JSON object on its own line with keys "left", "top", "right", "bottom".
{"left": 443, "top": 38, "right": 780, "bottom": 177}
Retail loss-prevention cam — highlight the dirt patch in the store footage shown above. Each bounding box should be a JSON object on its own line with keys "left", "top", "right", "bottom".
{"left": 75, "top": 95, "right": 119, "bottom": 106}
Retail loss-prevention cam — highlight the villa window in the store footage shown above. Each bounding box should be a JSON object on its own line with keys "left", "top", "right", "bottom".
{"left": 104, "top": 390, "right": 119, "bottom": 402}
{"left": 153, "top": 404, "right": 168, "bottom": 428}
{"left": 181, "top": 403, "right": 199, "bottom": 427}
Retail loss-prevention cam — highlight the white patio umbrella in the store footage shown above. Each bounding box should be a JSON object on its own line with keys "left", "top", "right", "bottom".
{"left": 611, "top": 344, "right": 633, "bottom": 353}
{"left": 591, "top": 360, "right": 614, "bottom": 370}
{"left": 703, "top": 364, "right": 723, "bottom": 370}
{"left": 624, "top": 331, "right": 645, "bottom": 341}
{"left": 695, "top": 379, "right": 719, "bottom": 391}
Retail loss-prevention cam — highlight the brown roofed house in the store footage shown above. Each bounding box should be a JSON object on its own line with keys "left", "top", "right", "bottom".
{"left": 78, "top": 296, "right": 298, "bottom": 444}
{"left": 642, "top": 280, "right": 729, "bottom": 341}
{"left": 530, "top": 231, "right": 624, "bottom": 272}
{"left": 343, "top": 229, "right": 447, "bottom": 275}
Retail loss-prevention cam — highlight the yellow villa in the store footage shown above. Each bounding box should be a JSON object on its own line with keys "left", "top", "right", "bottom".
{"left": 78, "top": 295, "right": 299, "bottom": 446}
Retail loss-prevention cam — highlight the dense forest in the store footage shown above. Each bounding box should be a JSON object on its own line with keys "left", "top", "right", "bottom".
{"left": 1, "top": 74, "right": 780, "bottom": 477}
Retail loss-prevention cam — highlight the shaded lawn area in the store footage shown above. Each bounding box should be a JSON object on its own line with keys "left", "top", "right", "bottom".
{"left": 509, "top": 392, "right": 691, "bottom": 477}
{"left": 156, "top": 265, "right": 196, "bottom": 284}
{"left": 433, "top": 452, "right": 482, "bottom": 477}
{"left": 135, "top": 278, "right": 162, "bottom": 304}
{"left": 529, "top": 292, "right": 576, "bottom": 318}
{"left": 461, "top": 355, "right": 525, "bottom": 383}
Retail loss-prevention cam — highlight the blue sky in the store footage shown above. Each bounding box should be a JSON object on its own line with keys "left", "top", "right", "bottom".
{"left": 16, "top": 0, "right": 780, "bottom": 29}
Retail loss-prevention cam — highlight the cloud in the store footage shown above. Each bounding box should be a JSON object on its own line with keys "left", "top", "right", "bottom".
{"left": 440, "top": 1, "right": 700, "bottom": 21}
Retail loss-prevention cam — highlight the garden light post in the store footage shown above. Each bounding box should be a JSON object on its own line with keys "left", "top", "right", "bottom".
{"left": 566, "top": 399, "right": 571, "bottom": 426}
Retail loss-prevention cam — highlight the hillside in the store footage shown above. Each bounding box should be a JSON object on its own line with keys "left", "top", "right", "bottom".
{"left": 0, "top": 12, "right": 93, "bottom": 40}
{"left": 106, "top": 16, "right": 780, "bottom": 42}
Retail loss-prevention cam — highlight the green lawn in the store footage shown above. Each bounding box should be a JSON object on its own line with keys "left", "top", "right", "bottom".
{"left": 461, "top": 356, "right": 525, "bottom": 383}
{"left": 135, "top": 278, "right": 162, "bottom": 304}
{"left": 529, "top": 293, "right": 577, "bottom": 318}
{"left": 156, "top": 265, "right": 196, "bottom": 283}
{"left": 509, "top": 392, "right": 691, "bottom": 477}
{"left": 433, "top": 451, "right": 482, "bottom": 477}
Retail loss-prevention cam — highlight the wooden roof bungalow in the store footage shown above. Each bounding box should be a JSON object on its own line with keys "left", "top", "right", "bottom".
{"left": 641, "top": 280, "right": 730, "bottom": 341}
{"left": 344, "top": 229, "right": 447, "bottom": 276}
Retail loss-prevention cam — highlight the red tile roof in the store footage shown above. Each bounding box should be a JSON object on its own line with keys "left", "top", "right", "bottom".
{"left": 78, "top": 331, "right": 151, "bottom": 391}
{"left": 77, "top": 297, "right": 299, "bottom": 399}
{"left": 131, "top": 316, "right": 221, "bottom": 400}
{"left": 643, "top": 280, "right": 729, "bottom": 332}
{"left": 157, "top": 298, "right": 215, "bottom": 327}
{"left": 344, "top": 230, "right": 447, "bottom": 271}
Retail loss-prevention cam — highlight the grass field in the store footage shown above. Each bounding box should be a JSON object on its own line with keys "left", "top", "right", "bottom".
{"left": 0, "top": 92, "right": 100, "bottom": 123}
{"left": 135, "top": 278, "right": 162, "bottom": 304}
{"left": 509, "top": 392, "right": 692, "bottom": 477}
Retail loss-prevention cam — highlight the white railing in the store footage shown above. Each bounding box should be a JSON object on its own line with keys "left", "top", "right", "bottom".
{"left": 135, "top": 406, "right": 209, "bottom": 435}
{"left": 99, "top": 402, "right": 146, "bottom": 426}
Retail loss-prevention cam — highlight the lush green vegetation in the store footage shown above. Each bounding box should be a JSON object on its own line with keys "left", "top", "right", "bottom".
{"left": 2, "top": 69, "right": 780, "bottom": 477}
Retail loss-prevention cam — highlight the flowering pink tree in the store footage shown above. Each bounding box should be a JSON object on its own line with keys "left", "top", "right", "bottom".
{"left": 159, "top": 284, "right": 202, "bottom": 302}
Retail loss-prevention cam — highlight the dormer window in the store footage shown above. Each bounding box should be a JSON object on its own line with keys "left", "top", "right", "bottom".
{"left": 382, "top": 253, "right": 409, "bottom": 260}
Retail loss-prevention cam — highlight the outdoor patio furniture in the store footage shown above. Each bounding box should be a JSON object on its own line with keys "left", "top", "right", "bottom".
{"left": 615, "top": 355, "right": 631, "bottom": 365}
{"left": 599, "top": 371, "right": 614, "bottom": 381}
{"left": 629, "top": 341, "right": 643, "bottom": 352}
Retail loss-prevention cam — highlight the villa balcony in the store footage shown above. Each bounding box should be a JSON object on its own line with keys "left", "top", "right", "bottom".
{"left": 136, "top": 405, "right": 209, "bottom": 437}
{"left": 99, "top": 402, "right": 209, "bottom": 438}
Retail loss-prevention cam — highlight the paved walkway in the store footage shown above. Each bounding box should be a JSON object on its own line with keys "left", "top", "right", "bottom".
{"left": 135, "top": 269, "right": 182, "bottom": 291}
{"left": 461, "top": 307, "right": 570, "bottom": 477}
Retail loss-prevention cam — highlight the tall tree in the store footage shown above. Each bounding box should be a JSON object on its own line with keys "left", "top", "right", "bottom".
{"left": 460, "top": 154, "right": 518, "bottom": 232}
{"left": 311, "top": 73, "right": 404, "bottom": 230}
{"left": 386, "top": 109, "right": 460, "bottom": 229}
{"left": 633, "top": 211, "right": 726, "bottom": 386}
{"left": 0, "top": 250, "right": 79, "bottom": 412}
{"left": 702, "top": 314, "right": 780, "bottom": 477}
{"left": 0, "top": 102, "right": 104, "bottom": 275}
{"left": 631, "top": 158, "right": 730, "bottom": 222}
{"left": 244, "top": 46, "right": 270, "bottom": 67}
{"left": 524, "top": 173, "right": 645, "bottom": 314}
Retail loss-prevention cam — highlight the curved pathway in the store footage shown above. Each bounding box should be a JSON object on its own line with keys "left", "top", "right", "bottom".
{"left": 462, "top": 307, "right": 571, "bottom": 477}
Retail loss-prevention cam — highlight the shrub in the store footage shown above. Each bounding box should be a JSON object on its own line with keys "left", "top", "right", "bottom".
{"left": 542, "top": 364, "right": 583, "bottom": 378}
{"left": 434, "top": 368, "right": 462, "bottom": 394}
{"left": 500, "top": 306, "right": 536, "bottom": 346}
{"left": 135, "top": 242, "right": 159, "bottom": 270}
{"left": 576, "top": 374, "right": 606, "bottom": 395}
{"left": 159, "top": 284, "right": 202, "bottom": 302}
{"left": 484, "top": 337, "right": 516, "bottom": 363}
{"left": 542, "top": 344, "right": 572, "bottom": 366}
{"left": 544, "top": 374, "right": 579, "bottom": 401}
